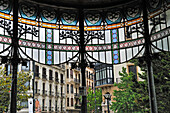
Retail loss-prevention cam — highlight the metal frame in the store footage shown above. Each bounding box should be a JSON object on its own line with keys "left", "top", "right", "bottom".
{"left": 0, "top": 0, "right": 170, "bottom": 113}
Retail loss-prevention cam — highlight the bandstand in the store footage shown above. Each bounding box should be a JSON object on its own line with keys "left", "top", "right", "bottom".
{"left": 0, "top": 0, "right": 170, "bottom": 113}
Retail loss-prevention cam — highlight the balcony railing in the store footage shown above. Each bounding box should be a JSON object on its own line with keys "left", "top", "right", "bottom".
{"left": 34, "top": 73, "right": 40, "bottom": 78}
{"left": 61, "top": 93, "right": 65, "bottom": 98}
{"left": 35, "top": 89, "right": 40, "bottom": 95}
{"left": 61, "top": 80, "right": 64, "bottom": 84}
{"left": 42, "top": 74, "right": 47, "bottom": 80}
{"left": 49, "top": 91, "right": 54, "bottom": 96}
{"left": 42, "top": 106, "right": 47, "bottom": 111}
{"left": 75, "top": 105, "right": 81, "bottom": 109}
{"left": 49, "top": 76, "right": 53, "bottom": 80}
{"left": 55, "top": 92, "right": 60, "bottom": 97}
{"left": 74, "top": 93, "right": 80, "bottom": 98}
{"left": 55, "top": 78, "right": 59, "bottom": 83}
{"left": 49, "top": 107, "right": 54, "bottom": 112}
{"left": 74, "top": 78, "right": 80, "bottom": 84}
{"left": 42, "top": 90, "right": 47, "bottom": 96}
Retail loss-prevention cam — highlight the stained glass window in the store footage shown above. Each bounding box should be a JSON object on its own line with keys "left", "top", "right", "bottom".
{"left": 0, "top": 0, "right": 169, "bottom": 66}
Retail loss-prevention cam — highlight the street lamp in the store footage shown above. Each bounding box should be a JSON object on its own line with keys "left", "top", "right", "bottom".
{"left": 103, "top": 93, "right": 111, "bottom": 113}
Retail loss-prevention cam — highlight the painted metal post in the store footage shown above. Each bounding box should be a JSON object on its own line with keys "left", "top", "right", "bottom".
{"left": 107, "top": 99, "right": 110, "bottom": 113}
{"left": 10, "top": 0, "right": 19, "bottom": 113}
{"left": 79, "top": 8, "right": 87, "bottom": 113}
{"left": 142, "top": 0, "right": 158, "bottom": 113}
{"left": 32, "top": 61, "right": 35, "bottom": 113}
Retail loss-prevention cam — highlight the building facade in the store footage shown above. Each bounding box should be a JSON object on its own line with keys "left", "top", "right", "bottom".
{"left": 4, "top": 61, "right": 67, "bottom": 113}
{"left": 95, "top": 63, "right": 143, "bottom": 113}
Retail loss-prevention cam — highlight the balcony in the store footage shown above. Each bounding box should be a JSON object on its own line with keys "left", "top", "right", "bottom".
{"left": 49, "top": 107, "right": 54, "bottom": 112}
{"left": 75, "top": 105, "right": 81, "bottom": 109}
{"left": 61, "top": 107, "right": 65, "bottom": 112}
{"left": 55, "top": 78, "right": 59, "bottom": 84}
{"left": 49, "top": 91, "right": 54, "bottom": 97}
{"left": 42, "top": 90, "right": 47, "bottom": 96}
{"left": 34, "top": 73, "right": 40, "bottom": 79}
{"left": 60, "top": 80, "right": 65, "bottom": 84}
{"left": 74, "top": 93, "right": 80, "bottom": 98}
{"left": 74, "top": 78, "right": 80, "bottom": 84}
{"left": 34, "top": 89, "right": 40, "bottom": 95}
{"left": 42, "top": 74, "right": 47, "bottom": 80}
{"left": 49, "top": 76, "right": 53, "bottom": 82}
{"left": 61, "top": 93, "right": 65, "bottom": 98}
{"left": 55, "top": 92, "right": 60, "bottom": 98}
{"left": 42, "top": 106, "right": 47, "bottom": 111}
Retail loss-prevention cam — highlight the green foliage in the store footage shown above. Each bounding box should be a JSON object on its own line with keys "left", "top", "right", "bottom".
{"left": 110, "top": 67, "right": 148, "bottom": 113}
{"left": 131, "top": 52, "right": 170, "bottom": 113}
{"left": 87, "top": 87, "right": 102, "bottom": 113}
{"left": 0, "top": 67, "right": 32, "bottom": 112}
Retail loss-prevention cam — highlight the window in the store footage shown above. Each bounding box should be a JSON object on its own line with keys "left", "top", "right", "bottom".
{"left": 79, "top": 74, "right": 80, "bottom": 82}
{"left": 43, "top": 83, "right": 45, "bottom": 94}
{"left": 35, "top": 81, "right": 38, "bottom": 93}
{"left": 49, "top": 70, "right": 53, "bottom": 80}
{"left": 128, "top": 65, "right": 137, "bottom": 79}
{"left": 61, "top": 74, "right": 64, "bottom": 83}
{"left": 70, "top": 69, "right": 73, "bottom": 79}
{"left": 21, "top": 60, "right": 30, "bottom": 71}
{"left": 42, "top": 99, "right": 45, "bottom": 110}
{"left": 67, "top": 69, "right": 69, "bottom": 78}
{"left": 86, "top": 71, "right": 88, "bottom": 78}
{"left": 56, "top": 86, "right": 58, "bottom": 96}
{"left": 42, "top": 68, "right": 46, "bottom": 79}
{"left": 49, "top": 100, "right": 51, "bottom": 111}
{"left": 35, "top": 65, "right": 39, "bottom": 77}
{"left": 71, "top": 84, "right": 73, "bottom": 94}
{"left": 55, "top": 100, "right": 57, "bottom": 111}
{"left": 67, "top": 84, "right": 69, "bottom": 94}
{"left": 49, "top": 84, "right": 52, "bottom": 95}
{"left": 95, "top": 64, "right": 113, "bottom": 86}
{"left": 71, "top": 98, "right": 73, "bottom": 106}
{"left": 55, "top": 72, "right": 58, "bottom": 82}
{"left": 67, "top": 98, "right": 69, "bottom": 106}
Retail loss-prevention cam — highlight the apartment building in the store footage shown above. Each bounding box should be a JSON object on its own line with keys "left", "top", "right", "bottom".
{"left": 95, "top": 63, "right": 143, "bottom": 113}
{"left": 3, "top": 61, "right": 66, "bottom": 113}
{"left": 33, "top": 63, "right": 66, "bottom": 113}
{"left": 65, "top": 63, "right": 81, "bottom": 113}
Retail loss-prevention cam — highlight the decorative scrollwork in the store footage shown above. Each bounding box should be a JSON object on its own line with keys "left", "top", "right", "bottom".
{"left": 18, "top": 24, "right": 39, "bottom": 38}
{"left": 59, "top": 30, "right": 80, "bottom": 44}
{"left": 127, "top": 6, "right": 140, "bottom": 18}
{"left": 0, "top": 0, "right": 9, "bottom": 11}
{"left": 62, "top": 13, "right": 76, "bottom": 24}
{"left": 107, "top": 10, "right": 121, "bottom": 23}
{"left": 84, "top": 31, "right": 104, "bottom": 44}
{"left": 21, "top": 4, "right": 36, "bottom": 18}
{"left": 0, "top": 20, "right": 13, "bottom": 36}
{"left": 85, "top": 11, "right": 102, "bottom": 26}
{"left": 42, "top": 9, "right": 56, "bottom": 22}
{"left": 149, "top": 0, "right": 160, "bottom": 9}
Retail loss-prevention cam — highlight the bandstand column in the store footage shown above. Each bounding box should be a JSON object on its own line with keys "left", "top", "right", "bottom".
{"left": 142, "top": 0, "right": 158, "bottom": 113}
{"left": 10, "top": 0, "right": 19, "bottom": 113}
{"left": 79, "top": 8, "right": 87, "bottom": 113}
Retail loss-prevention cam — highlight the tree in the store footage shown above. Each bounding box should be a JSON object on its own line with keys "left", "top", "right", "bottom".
{"left": 132, "top": 52, "right": 170, "bottom": 113}
{"left": 110, "top": 67, "right": 147, "bottom": 113}
{"left": 0, "top": 67, "right": 32, "bottom": 112}
{"left": 87, "top": 87, "right": 102, "bottom": 113}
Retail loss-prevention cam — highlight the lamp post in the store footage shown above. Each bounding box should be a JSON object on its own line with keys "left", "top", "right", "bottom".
{"left": 103, "top": 93, "right": 111, "bottom": 113}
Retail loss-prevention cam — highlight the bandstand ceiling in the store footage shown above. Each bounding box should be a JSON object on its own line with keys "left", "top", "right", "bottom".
{"left": 29, "top": 0, "right": 133, "bottom": 8}
{"left": 0, "top": 0, "right": 170, "bottom": 65}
